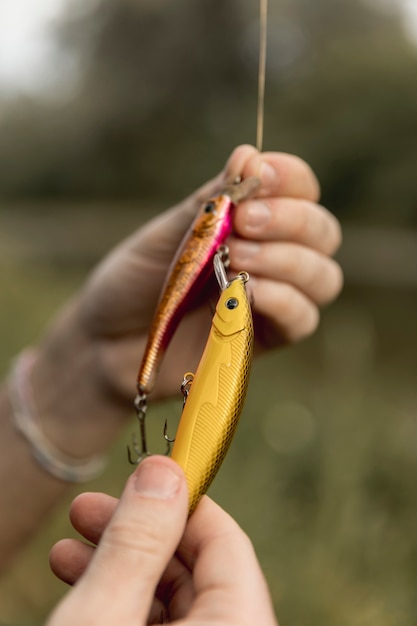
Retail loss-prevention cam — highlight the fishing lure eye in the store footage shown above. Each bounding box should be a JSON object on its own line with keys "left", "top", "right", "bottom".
{"left": 203, "top": 201, "right": 216, "bottom": 213}
{"left": 225, "top": 297, "right": 239, "bottom": 310}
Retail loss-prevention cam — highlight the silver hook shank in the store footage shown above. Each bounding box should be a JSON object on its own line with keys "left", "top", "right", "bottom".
{"left": 213, "top": 253, "right": 229, "bottom": 292}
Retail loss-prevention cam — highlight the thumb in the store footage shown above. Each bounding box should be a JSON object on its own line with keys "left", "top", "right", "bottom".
{"left": 56, "top": 456, "right": 188, "bottom": 625}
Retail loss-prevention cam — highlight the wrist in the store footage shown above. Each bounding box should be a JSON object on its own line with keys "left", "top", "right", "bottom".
{"left": 31, "top": 297, "right": 132, "bottom": 459}
{"left": 8, "top": 349, "right": 107, "bottom": 482}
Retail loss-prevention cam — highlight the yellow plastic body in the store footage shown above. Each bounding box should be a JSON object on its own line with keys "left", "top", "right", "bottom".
{"left": 171, "top": 275, "right": 254, "bottom": 513}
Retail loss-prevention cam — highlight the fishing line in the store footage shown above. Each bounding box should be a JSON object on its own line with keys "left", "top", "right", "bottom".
{"left": 256, "top": 0, "right": 268, "bottom": 152}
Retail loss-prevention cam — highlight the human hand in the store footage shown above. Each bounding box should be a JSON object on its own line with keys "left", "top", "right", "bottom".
{"left": 76, "top": 144, "right": 342, "bottom": 403}
{"left": 48, "top": 456, "right": 278, "bottom": 625}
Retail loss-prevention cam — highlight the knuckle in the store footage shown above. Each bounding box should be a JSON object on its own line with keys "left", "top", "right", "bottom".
{"left": 253, "top": 281, "right": 321, "bottom": 346}
{"left": 302, "top": 251, "right": 344, "bottom": 306}
{"left": 277, "top": 283, "right": 301, "bottom": 319}
{"left": 330, "top": 260, "right": 344, "bottom": 297}
{"left": 295, "top": 206, "right": 314, "bottom": 243}
{"left": 279, "top": 245, "right": 304, "bottom": 281}
{"left": 290, "top": 154, "right": 321, "bottom": 201}
{"left": 298, "top": 201, "right": 343, "bottom": 255}
{"left": 320, "top": 260, "right": 344, "bottom": 304}
{"left": 280, "top": 286, "right": 320, "bottom": 341}
{"left": 327, "top": 215, "right": 343, "bottom": 255}
{"left": 297, "top": 304, "right": 320, "bottom": 340}
{"left": 104, "top": 518, "right": 162, "bottom": 558}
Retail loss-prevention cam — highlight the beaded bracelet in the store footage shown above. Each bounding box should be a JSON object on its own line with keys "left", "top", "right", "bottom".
{"left": 8, "top": 349, "right": 107, "bottom": 483}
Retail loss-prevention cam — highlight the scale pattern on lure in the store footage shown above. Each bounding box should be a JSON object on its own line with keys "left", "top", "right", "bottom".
{"left": 171, "top": 262, "right": 254, "bottom": 513}
{"left": 136, "top": 177, "right": 258, "bottom": 398}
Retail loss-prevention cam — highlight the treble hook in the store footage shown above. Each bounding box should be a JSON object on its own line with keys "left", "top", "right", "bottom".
{"left": 128, "top": 392, "right": 174, "bottom": 463}
{"left": 127, "top": 392, "right": 150, "bottom": 464}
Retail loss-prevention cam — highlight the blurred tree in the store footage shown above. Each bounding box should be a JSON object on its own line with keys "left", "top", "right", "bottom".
{"left": 266, "top": 0, "right": 417, "bottom": 225}
{"left": 0, "top": 0, "right": 416, "bottom": 226}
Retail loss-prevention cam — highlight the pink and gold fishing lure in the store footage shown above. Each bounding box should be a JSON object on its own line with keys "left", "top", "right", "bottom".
{"left": 171, "top": 255, "right": 254, "bottom": 513}
{"left": 136, "top": 177, "right": 258, "bottom": 398}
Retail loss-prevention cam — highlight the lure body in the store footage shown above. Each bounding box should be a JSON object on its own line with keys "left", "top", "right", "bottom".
{"left": 171, "top": 273, "right": 254, "bottom": 513}
{"left": 136, "top": 178, "right": 258, "bottom": 397}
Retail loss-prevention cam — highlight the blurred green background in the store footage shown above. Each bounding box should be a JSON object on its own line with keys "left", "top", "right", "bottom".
{"left": 0, "top": 0, "right": 416, "bottom": 624}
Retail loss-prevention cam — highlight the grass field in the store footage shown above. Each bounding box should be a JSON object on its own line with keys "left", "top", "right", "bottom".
{"left": 0, "top": 214, "right": 416, "bottom": 625}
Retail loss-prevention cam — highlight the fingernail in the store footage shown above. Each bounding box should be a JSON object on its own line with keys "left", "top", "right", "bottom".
{"left": 232, "top": 240, "right": 260, "bottom": 264}
{"left": 260, "top": 162, "right": 277, "bottom": 186}
{"left": 245, "top": 201, "right": 271, "bottom": 229}
{"left": 134, "top": 461, "right": 181, "bottom": 500}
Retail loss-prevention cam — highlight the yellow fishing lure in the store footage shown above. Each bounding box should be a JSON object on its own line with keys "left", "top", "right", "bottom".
{"left": 171, "top": 256, "right": 254, "bottom": 513}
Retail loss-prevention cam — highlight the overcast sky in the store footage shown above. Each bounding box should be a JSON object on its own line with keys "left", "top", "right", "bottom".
{"left": 0, "top": 0, "right": 416, "bottom": 96}
{"left": 0, "top": 0, "right": 100, "bottom": 96}
{"left": 0, "top": 0, "right": 68, "bottom": 94}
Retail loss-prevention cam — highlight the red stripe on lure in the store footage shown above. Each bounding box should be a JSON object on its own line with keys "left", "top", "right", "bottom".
{"left": 136, "top": 177, "right": 259, "bottom": 397}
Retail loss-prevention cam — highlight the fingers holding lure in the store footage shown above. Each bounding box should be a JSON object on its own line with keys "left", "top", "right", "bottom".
{"left": 130, "top": 176, "right": 259, "bottom": 462}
